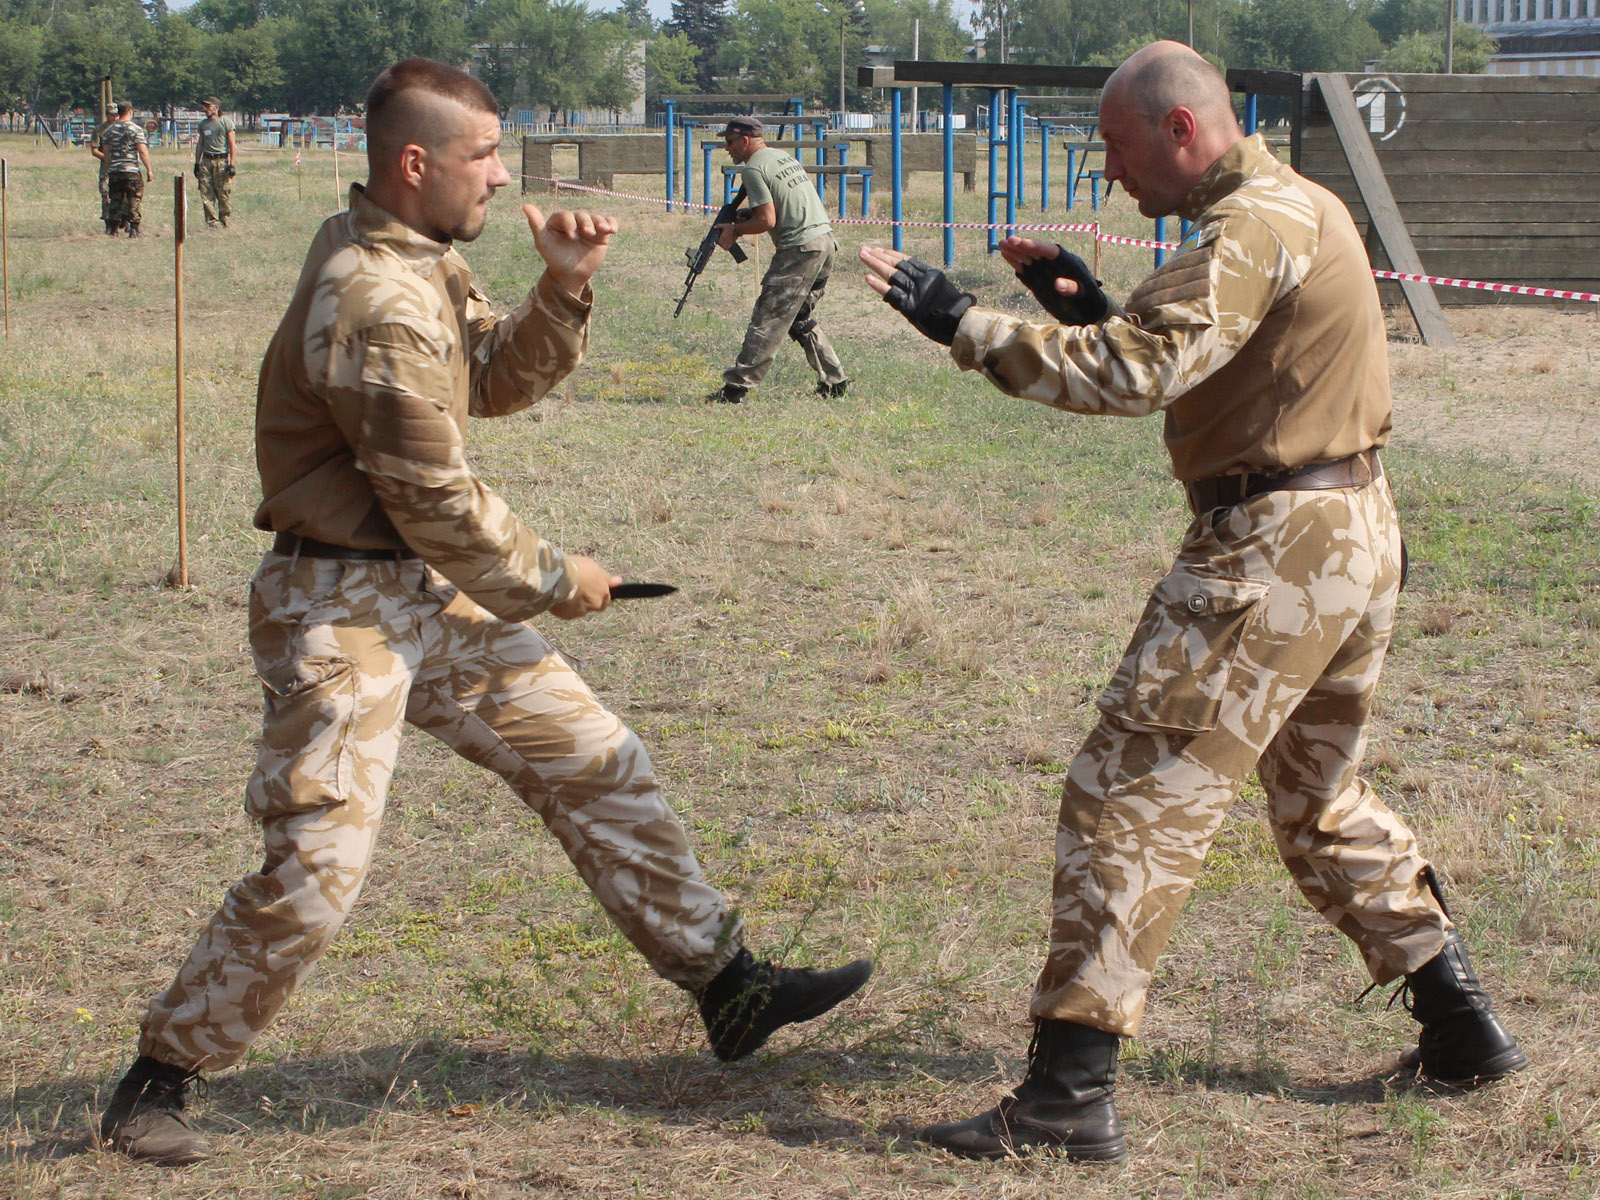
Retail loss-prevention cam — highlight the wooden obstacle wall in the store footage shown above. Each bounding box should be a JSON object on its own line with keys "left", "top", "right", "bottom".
{"left": 1296, "top": 72, "right": 1600, "bottom": 305}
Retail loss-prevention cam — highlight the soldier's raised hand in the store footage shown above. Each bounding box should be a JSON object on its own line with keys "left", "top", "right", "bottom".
{"left": 525, "top": 204, "right": 617, "bottom": 297}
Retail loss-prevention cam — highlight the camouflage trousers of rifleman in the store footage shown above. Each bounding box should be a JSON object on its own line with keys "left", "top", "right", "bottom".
{"left": 107, "top": 173, "right": 143, "bottom": 230}
{"left": 1032, "top": 474, "right": 1451, "bottom": 1036}
{"left": 724, "top": 235, "right": 846, "bottom": 393}
{"left": 195, "top": 156, "right": 232, "bottom": 224}
{"left": 140, "top": 552, "right": 743, "bottom": 1071}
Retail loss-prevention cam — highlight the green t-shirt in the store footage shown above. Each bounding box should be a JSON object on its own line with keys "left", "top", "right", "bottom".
{"left": 739, "top": 146, "right": 831, "bottom": 252}
{"left": 196, "top": 115, "right": 235, "bottom": 158}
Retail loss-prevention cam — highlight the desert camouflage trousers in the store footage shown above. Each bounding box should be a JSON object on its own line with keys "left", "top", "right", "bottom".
{"left": 107, "top": 173, "right": 143, "bottom": 229}
{"left": 195, "top": 157, "right": 232, "bottom": 223}
{"left": 140, "top": 552, "right": 742, "bottom": 1071}
{"left": 724, "top": 235, "right": 846, "bottom": 393}
{"left": 1031, "top": 475, "right": 1450, "bottom": 1036}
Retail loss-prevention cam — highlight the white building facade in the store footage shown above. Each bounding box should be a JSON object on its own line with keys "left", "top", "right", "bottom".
{"left": 1461, "top": 0, "right": 1600, "bottom": 75}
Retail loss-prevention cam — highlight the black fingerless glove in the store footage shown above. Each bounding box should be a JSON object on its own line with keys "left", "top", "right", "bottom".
{"left": 1016, "top": 246, "right": 1109, "bottom": 325}
{"left": 881, "top": 257, "right": 975, "bottom": 346}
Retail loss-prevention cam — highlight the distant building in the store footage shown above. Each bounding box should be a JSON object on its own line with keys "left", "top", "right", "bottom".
{"left": 1459, "top": 0, "right": 1600, "bottom": 75}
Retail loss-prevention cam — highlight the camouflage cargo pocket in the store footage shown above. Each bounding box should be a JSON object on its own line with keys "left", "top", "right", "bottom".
{"left": 245, "top": 653, "right": 360, "bottom": 819}
{"left": 1096, "top": 570, "right": 1270, "bottom": 733}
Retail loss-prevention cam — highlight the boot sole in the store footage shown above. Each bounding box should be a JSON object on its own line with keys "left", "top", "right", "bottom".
{"left": 1420, "top": 1045, "right": 1529, "bottom": 1089}
{"left": 920, "top": 1127, "right": 1128, "bottom": 1163}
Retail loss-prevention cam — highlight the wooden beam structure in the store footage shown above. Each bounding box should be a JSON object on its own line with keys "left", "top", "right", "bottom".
{"left": 1314, "top": 73, "right": 1455, "bottom": 346}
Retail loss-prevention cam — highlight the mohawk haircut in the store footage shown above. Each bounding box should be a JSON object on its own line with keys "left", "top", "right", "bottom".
{"left": 364, "top": 58, "right": 499, "bottom": 164}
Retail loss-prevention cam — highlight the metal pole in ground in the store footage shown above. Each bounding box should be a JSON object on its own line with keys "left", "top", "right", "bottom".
{"left": 2, "top": 158, "right": 9, "bottom": 338}
{"left": 173, "top": 175, "right": 189, "bottom": 588}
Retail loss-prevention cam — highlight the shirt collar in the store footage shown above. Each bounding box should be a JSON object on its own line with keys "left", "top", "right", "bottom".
{"left": 347, "top": 183, "right": 461, "bottom": 278}
{"left": 1177, "top": 133, "right": 1277, "bottom": 221}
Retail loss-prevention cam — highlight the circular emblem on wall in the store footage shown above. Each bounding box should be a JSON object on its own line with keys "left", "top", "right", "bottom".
{"left": 1350, "top": 77, "right": 1407, "bottom": 142}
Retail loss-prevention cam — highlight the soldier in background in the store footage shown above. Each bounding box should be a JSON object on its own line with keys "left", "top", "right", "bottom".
{"left": 88, "top": 113, "right": 114, "bottom": 234}
{"left": 99, "top": 102, "right": 153, "bottom": 237}
{"left": 706, "top": 115, "right": 848, "bottom": 404}
{"left": 863, "top": 39, "right": 1524, "bottom": 1163}
{"left": 97, "top": 57, "right": 871, "bottom": 1167}
{"left": 193, "top": 96, "right": 237, "bottom": 228}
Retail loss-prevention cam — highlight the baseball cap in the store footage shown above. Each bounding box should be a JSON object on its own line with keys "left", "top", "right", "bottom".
{"left": 719, "top": 115, "right": 763, "bottom": 137}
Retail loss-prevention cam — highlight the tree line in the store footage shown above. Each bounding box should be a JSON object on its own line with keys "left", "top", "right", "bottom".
{"left": 0, "top": 0, "right": 1493, "bottom": 122}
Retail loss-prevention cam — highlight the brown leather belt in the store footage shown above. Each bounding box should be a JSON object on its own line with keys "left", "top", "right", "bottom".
{"left": 1186, "top": 449, "right": 1381, "bottom": 516}
{"left": 273, "top": 531, "right": 419, "bottom": 561}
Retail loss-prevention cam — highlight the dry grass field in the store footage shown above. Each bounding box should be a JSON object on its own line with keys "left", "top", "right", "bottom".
{"left": 2, "top": 132, "right": 1598, "bottom": 1200}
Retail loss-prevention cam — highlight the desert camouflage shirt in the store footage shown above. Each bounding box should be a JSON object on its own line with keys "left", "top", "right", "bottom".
{"left": 254, "top": 184, "right": 590, "bottom": 622}
{"left": 952, "top": 134, "right": 1392, "bottom": 482}
{"left": 99, "top": 120, "right": 147, "bottom": 176}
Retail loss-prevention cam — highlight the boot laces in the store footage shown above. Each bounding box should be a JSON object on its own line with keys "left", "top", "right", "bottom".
{"left": 1355, "top": 978, "right": 1416, "bottom": 1017}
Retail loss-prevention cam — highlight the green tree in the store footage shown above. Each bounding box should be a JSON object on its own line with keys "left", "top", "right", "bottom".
{"left": 645, "top": 29, "right": 698, "bottom": 101}
{"left": 0, "top": 20, "right": 43, "bottom": 112}
{"left": 718, "top": 0, "right": 828, "bottom": 101}
{"left": 667, "top": 0, "right": 726, "bottom": 91}
{"left": 616, "top": 0, "right": 652, "bottom": 32}
{"left": 1380, "top": 22, "right": 1495, "bottom": 72}
{"left": 186, "top": 0, "right": 273, "bottom": 35}
{"left": 861, "top": 0, "right": 966, "bottom": 63}
{"left": 202, "top": 20, "right": 284, "bottom": 114}
{"left": 1228, "top": 0, "right": 1381, "bottom": 72}
{"left": 131, "top": 12, "right": 206, "bottom": 117}
{"left": 1368, "top": 0, "right": 1443, "bottom": 45}
{"left": 35, "top": 6, "right": 142, "bottom": 113}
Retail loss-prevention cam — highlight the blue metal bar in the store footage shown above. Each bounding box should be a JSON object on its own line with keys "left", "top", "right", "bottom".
{"left": 1039, "top": 122, "right": 1051, "bottom": 211}
{"left": 702, "top": 142, "right": 712, "bottom": 210}
{"left": 1065, "top": 144, "right": 1077, "bottom": 212}
{"left": 986, "top": 87, "right": 1000, "bottom": 254}
{"left": 861, "top": 168, "right": 871, "bottom": 218}
{"left": 942, "top": 83, "right": 954, "bottom": 267}
{"left": 663, "top": 99, "right": 676, "bottom": 211}
{"left": 1154, "top": 217, "right": 1166, "bottom": 268}
{"left": 1006, "top": 89, "right": 1019, "bottom": 236}
{"left": 681, "top": 122, "right": 695, "bottom": 209}
{"left": 891, "top": 87, "right": 903, "bottom": 251}
{"left": 1244, "top": 93, "right": 1258, "bottom": 135}
{"left": 837, "top": 145, "right": 849, "bottom": 219}
{"left": 1015, "top": 96, "right": 1026, "bottom": 210}
{"left": 814, "top": 120, "right": 828, "bottom": 201}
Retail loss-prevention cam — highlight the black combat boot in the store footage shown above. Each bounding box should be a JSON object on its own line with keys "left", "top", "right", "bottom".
{"left": 126, "top": 222, "right": 141, "bottom": 238}
{"left": 705, "top": 384, "right": 748, "bottom": 404}
{"left": 697, "top": 947, "right": 872, "bottom": 1061}
{"left": 814, "top": 380, "right": 849, "bottom": 398}
{"left": 99, "top": 1055, "right": 212, "bottom": 1165}
{"left": 921, "top": 1019, "right": 1127, "bottom": 1162}
{"left": 1399, "top": 931, "right": 1527, "bottom": 1087}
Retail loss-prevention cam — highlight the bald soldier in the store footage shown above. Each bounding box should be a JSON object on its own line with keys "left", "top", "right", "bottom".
{"left": 99, "top": 58, "right": 870, "bottom": 1166}
{"left": 863, "top": 41, "right": 1524, "bottom": 1162}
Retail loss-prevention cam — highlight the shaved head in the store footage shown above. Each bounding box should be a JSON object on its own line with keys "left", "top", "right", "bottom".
{"left": 365, "top": 58, "right": 499, "bottom": 169}
{"left": 1103, "top": 40, "right": 1238, "bottom": 134}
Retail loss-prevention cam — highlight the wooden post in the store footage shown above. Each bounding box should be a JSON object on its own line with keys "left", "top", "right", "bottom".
{"left": 1092, "top": 223, "right": 1101, "bottom": 279}
{"left": 2, "top": 158, "right": 9, "bottom": 339}
{"left": 173, "top": 175, "right": 189, "bottom": 588}
{"left": 1314, "top": 74, "right": 1455, "bottom": 347}
{"left": 333, "top": 139, "right": 341, "bottom": 205}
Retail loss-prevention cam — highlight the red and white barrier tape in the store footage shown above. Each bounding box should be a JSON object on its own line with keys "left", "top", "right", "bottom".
{"left": 1372, "top": 270, "right": 1600, "bottom": 305}
{"left": 522, "top": 173, "right": 1600, "bottom": 304}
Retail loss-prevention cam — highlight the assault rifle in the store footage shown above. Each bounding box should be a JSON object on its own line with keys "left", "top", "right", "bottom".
{"left": 674, "top": 187, "right": 749, "bottom": 317}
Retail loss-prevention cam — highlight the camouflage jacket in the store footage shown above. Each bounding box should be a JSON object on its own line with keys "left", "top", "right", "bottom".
{"left": 99, "top": 120, "right": 147, "bottom": 176}
{"left": 254, "top": 184, "right": 590, "bottom": 622}
{"left": 952, "top": 135, "right": 1392, "bottom": 482}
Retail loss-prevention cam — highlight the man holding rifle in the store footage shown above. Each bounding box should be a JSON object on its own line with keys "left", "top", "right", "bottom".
{"left": 706, "top": 115, "right": 848, "bottom": 404}
{"left": 97, "top": 58, "right": 871, "bottom": 1166}
{"left": 863, "top": 39, "right": 1524, "bottom": 1163}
